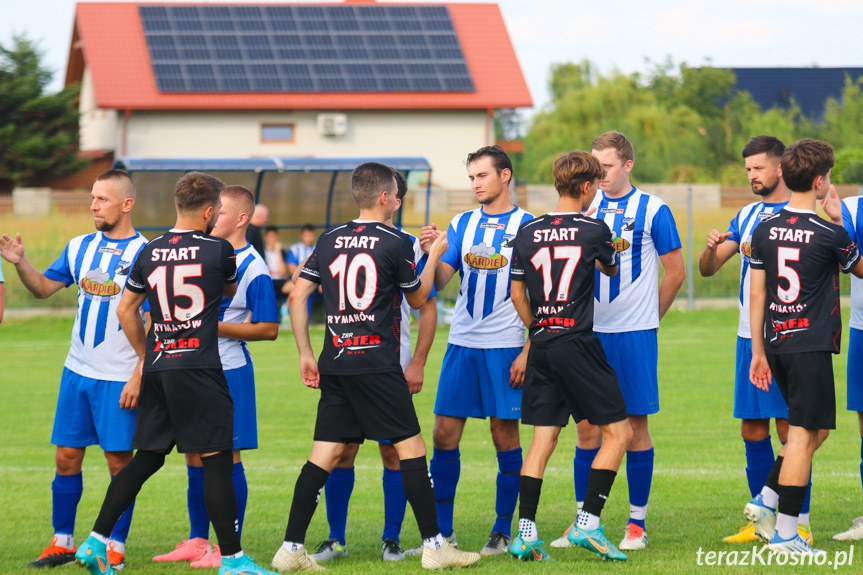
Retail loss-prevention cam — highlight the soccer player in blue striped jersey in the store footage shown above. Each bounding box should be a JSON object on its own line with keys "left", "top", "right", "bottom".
{"left": 551, "top": 132, "right": 685, "bottom": 551}
{"left": 0, "top": 170, "right": 147, "bottom": 569}
{"left": 153, "top": 184, "right": 279, "bottom": 567}
{"left": 420, "top": 146, "right": 533, "bottom": 555}
{"left": 699, "top": 136, "right": 814, "bottom": 545}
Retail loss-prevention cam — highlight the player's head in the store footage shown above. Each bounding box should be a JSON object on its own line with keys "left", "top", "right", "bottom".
{"left": 300, "top": 223, "right": 316, "bottom": 246}
{"left": 466, "top": 145, "right": 513, "bottom": 205}
{"left": 742, "top": 136, "right": 786, "bottom": 196}
{"left": 175, "top": 172, "right": 225, "bottom": 234}
{"left": 251, "top": 203, "right": 269, "bottom": 227}
{"left": 781, "top": 138, "right": 834, "bottom": 197}
{"left": 591, "top": 131, "right": 634, "bottom": 195}
{"left": 553, "top": 150, "right": 606, "bottom": 207}
{"left": 265, "top": 225, "right": 280, "bottom": 244}
{"left": 212, "top": 184, "right": 254, "bottom": 240}
{"left": 351, "top": 162, "right": 398, "bottom": 216}
{"left": 91, "top": 169, "right": 136, "bottom": 232}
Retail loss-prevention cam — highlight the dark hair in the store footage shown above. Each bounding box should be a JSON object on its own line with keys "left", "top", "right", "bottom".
{"left": 300, "top": 223, "right": 316, "bottom": 234}
{"left": 466, "top": 145, "right": 513, "bottom": 183}
{"left": 742, "top": 136, "right": 786, "bottom": 160}
{"left": 351, "top": 162, "right": 396, "bottom": 209}
{"left": 781, "top": 139, "right": 835, "bottom": 193}
{"left": 553, "top": 150, "right": 606, "bottom": 198}
{"left": 592, "top": 131, "right": 634, "bottom": 163}
{"left": 394, "top": 171, "right": 408, "bottom": 200}
{"left": 265, "top": 226, "right": 279, "bottom": 234}
{"left": 175, "top": 172, "right": 225, "bottom": 213}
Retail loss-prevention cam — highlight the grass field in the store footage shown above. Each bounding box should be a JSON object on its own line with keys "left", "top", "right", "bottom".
{"left": 2, "top": 310, "right": 863, "bottom": 574}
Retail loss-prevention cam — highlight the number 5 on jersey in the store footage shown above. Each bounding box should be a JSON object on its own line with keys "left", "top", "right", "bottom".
{"left": 148, "top": 264, "right": 205, "bottom": 321}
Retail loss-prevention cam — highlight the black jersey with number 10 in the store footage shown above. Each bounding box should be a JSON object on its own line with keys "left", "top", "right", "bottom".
{"left": 750, "top": 208, "right": 860, "bottom": 354}
{"left": 126, "top": 230, "right": 238, "bottom": 371}
{"left": 511, "top": 213, "right": 617, "bottom": 345}
{"left": 300, "top": 220, "right": 421, "bottom": 374}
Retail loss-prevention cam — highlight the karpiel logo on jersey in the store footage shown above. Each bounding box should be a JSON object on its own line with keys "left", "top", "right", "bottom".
{"left": 769, "top": 317, "right": 810, "bottom": 342}
{"left": 80, "top": 267, "right": 121, "bottom": 299}
{"left": 464, "top": 242, "right": 508, "bottom": 274}
{"left": 741, "top": 236, "right": 753, "bottom": 259}
{"left": 610, "top": 234, "right": 630, "bottom": 253}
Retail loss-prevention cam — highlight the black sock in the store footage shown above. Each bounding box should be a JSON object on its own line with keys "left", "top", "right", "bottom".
{"left": 776, "top": 484, "right": 807, "bottom": 517}
{"left": 284, "top": 461, "right": 330, "bottom": 544}
{"left": 765, "top": 455, "right": 784, "bottom": 494}
{"left": 518, "top": 476, "right": 543, "bottom": 523}
{"left": 400, "top": 456, "right": 439, "bottom": 540}
{"left": 582, "top": 468, "right": 617, "bottom": 518}
{"left": 93, "top": 450, "right": 165, "bottom": 537}
{"left": 201, "top": 451, "right": 241, "bottom": 557}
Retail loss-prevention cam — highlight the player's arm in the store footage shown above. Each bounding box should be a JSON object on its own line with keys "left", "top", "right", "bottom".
{"left": 289, "top": 277, "right": 320, "bottom": 388}
{"left": 404, "top": 296, "right": 437, "bottom": 395}
{"left": 218, "top": 320, "right": 278, "bottom": 341}
{"left": 698, "top": 230, "right": 739, "bottom": 277}
{"left": 748, "top": 268, "right": 772, "bottom": 390}
{"left": 116, "top": 288, "right": 148, "bottom": 409}
{"left": 658, "top": 248, "right": 686, "bottom": 321}
{"left": 0, "top": 233, "right": 65, "bottom": 299}
{"left": 509, "top": 278, "right": 535, "bottom": 328}
{"left": 406, "top": 232, "right": 447, "bottom": 309}
{"left": 596, "top": 259, "right": 618, "bottom": 277}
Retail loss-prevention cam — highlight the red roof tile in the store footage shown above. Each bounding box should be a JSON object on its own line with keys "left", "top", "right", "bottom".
{"left": 69, "top": 2, "right": 532, "bottom": 110}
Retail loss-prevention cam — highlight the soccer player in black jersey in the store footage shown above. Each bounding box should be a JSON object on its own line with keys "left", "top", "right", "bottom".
{"left": 508, "top": 150, "right": 632, "bottom": 562}
{"left": 744, "top": 139, "right": 863, "bottom": 556}
{"left": 273, "top": 162, "right": 480, "bottom": 572}
{"left": 74, "top": 172, "right": 276, "bottom": 575}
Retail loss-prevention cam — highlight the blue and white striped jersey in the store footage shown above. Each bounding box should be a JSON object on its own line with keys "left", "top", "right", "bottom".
{"left": 589, "top": 187, "right": 681, "bottom": 332}
{"left": 218, "top": 244, "right": 279, "bottom": 370}
{"left": 286, "top": 241, "right": 315, "bottom": 268}
{"left": 842, "top": 196, "right": 863, "bottom": 330}
{"left": 727, "top": 200, "right": 789, "bottom": 337}
{"left": 45, "top": 231, "right": 148, "bottom": 381}
{"left": 441, "top": 205, "right": 534, "bottom": 349}
{"left": 398, "top": 230, "right": 435, "bottom": 370}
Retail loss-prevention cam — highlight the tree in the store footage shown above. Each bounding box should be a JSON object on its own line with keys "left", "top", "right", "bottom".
{"left": 820, "top": 76, "right": 863, "bottom": 150}
{"left": 0, "top": 35, "right": 86, "bottom": 187}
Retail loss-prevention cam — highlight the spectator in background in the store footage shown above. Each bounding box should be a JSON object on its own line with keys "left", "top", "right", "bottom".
{"left": 264, "top": 226, "right": 288, "bottom": 322}
{"left": 246, "top": 203, "right": 268, "bottom": 257}
{"left": 286, "top": 224, "right": 317, "bottom": 277}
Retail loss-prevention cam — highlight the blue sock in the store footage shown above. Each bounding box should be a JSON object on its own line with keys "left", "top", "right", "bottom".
{"left": 574, "top": 447, "right": 599, "bottom": 502}
{"left": 492, "top": 447, "right": 521, "bottom": 536}
{"left": 430, "top": 447, "right": 460, "bottom": 537}
{"left": 801, "top": 464, "right": 813, "bottom": 515}
{"left": 324, "top": 467, "right": 354, "bottom": 546}
{"left": 52, "top": 473, "right": 83, "bottom": 537}
{"left": 744, "top": 437, "right": 775, "bottom": 498}
{"left": 626, "top": 448, "right": 654, "bottom": 529}
{"left": 109, "top": 474, "right": 136, "bottom": 544}
{"left": 382, "top": 467, "right": 407, "bottom": 542}
{"left": 233, "top": 462, "right": 248, "bottom": 538}
{"left": 187, "top": 465, "right": 209, "bottom": 540}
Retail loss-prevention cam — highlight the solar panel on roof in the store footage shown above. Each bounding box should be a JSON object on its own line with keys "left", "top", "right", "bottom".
{"left": 140, "top": 4, "right": 474, "bottom": 94}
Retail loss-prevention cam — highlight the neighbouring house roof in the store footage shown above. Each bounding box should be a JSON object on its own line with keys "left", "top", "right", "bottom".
{"left": 733, "top": 67, "right": 863, "bottom": 119}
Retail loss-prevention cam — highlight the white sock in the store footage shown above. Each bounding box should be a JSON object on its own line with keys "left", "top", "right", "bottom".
{"left": 108, "top": 540, "right": 125, "bottom": 554}
{"left": 54, "top": 534, "right": 74, "bottom": 550}
{"left": 223, "top": 550, "right": 244, "bottom": 559}
{"left": 89, "top": 532, "right": 109, "bottom": 545}
{"left": 629, "top": 504, "right": 647, "bottom": 522}
{"left": 760, "top": 486, "right": 779, "bottom": 509}
{"left": 775, "top": 513, "right": 799, "bottom": 540}
{"left": 282, "top": 541, "right": 304, "bottom": 553}
{"left": 576, "top": 510, "right": 600, "bottom": 531}
{"left": 518, "top": 518, "right": 538, "bottom": 541}
{"left": 798, "top": 512, "right": 810, "bottom": 526}
{"left": 576, "top": 500, "right": 583, "bottom": 513}
{"left": 423, "top": 533, "right": 446, "bottom": 550}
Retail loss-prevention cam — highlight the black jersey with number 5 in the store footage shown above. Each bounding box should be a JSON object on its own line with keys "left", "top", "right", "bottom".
{"left": 750, "top": 208, "right": 860, "bottom": 354}
{"left": 300, "top": 220, "right": 421, "bottom": 374}
{"left": 511, "top": 213, "right": 617, "bottom": 346}
{"left": 126, "top": 230, "right": 238, "bottom": 371}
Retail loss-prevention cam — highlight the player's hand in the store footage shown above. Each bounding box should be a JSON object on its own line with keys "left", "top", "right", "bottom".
{"left": 705, "top": 229, "right": 732, "bottom": 251}
{"left": 299, "top": 354, "right": 320, "bottom": 389}
{"left": 404, "top": 360, "right": 424, "bottom": 394}
{"left": 0, "top": 232, "right": 26, "bottom": 264}
{"left": 820, "top": 184, "right": 843, "bottom": 224}
{"left": 120, "top": 363, "right": 143, "bottom": 410}
{"left": 509, "top": 347, "right": 528, "bottom": 388}
{"left": 419, "top": 224, "right": 440, "bottom": 254}
{"left": 582, "top": 207, "right": 597, "bottom": 217}
{"left": 749, "top": 352, "right": 772, "bottom": 391}
{"left": 429, "top": 230, "right": 448, "bottom": 259}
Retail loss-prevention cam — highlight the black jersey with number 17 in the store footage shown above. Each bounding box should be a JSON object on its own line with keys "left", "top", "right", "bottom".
{"left": 750, "top": 207, "right": 860, "bottom": 354}
{"left": 511, "top": 213, "right": 617, "bottom": 346}
{"left": 126, "top": 230, "right": 238, "bottom": 371}
{"left": 300, "top": 220, "right": 421, "bottom": 374}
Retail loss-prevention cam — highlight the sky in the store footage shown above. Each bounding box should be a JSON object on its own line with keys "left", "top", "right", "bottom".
{"left": 4, "top": 0, "right": 863, "bottom": 112}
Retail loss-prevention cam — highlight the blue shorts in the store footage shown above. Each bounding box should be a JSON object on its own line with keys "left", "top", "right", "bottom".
{"left": 226, "top": 360, "right": 258, "bottom": 450}
{"left": 51, "top": 367, "right": 136, "bottom": 451}
{"left": 434, "top": 345, "right": 522, "bottom": 419}
{"left": 734, "top": 336, "right": 788, "bottom": 419}
{"left": 847, "top": 328, "right": 863, "bottom": 411}
{"left": 595, "top": 330, "right": 659, "bottom": 415}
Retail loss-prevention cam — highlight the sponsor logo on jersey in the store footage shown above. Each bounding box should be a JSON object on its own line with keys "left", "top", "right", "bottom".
{"left": 535, "top": 316, "right": 576, "bottom": 329}
{"left": 480, "top": 222, "right": 506, "bottom": 230}
{"left": 328, "top": 312, "right": 376, "bottom": 324}
{"left": 80, "top": 267, "right": 121, "bottom": 297}
{"left": 551, "top": 217, "right": 563, "bottom": 226}
{"left": 98, "top": 246, "right": 122, "bottom": 255}
{"left": 154, "top": 337, "right": 201, "bottom": 352}
{"left": 741, "top": 236, "right": 753, "bottom": 258}
{"left": 355, "top": 225, "right": 366, "bottom": 232}
{"left": 600, "top": 208, "right": 624, "bottom": 214}
{"left": 464, "top": 242, "right": 508, "bottom": 272}
{"left": 169, "top": 236, "right": 181, "bottom": 244}
{"left": 787, "top": 216, "right": 799, "bottom": 224}
{"left": 769, "top": 302, "right": 807, "bottom": 314}
{"left": 757, "top": 211, "right": 775, "bottom": 220}
{"left": 610, "top": 235, "right": 631, "bottom": 252}
{"left": 114, "top": 260, "right": 131, "bottom": 275}
{"left": 501, "top": 233, "right": 516, "bottom": 248}
{"left": 769, "top": 317, "right": 810, "bottom": 342}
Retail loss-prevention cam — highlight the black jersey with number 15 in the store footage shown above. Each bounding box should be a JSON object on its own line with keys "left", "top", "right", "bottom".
{"left": 750, "top": 208, "right": 860, "bottom": 354}
{"left": 126, "top": 230, "right": 238, "bottom": 371}
{"left": 300, "top": 220, "right": 421, "bottom": 374}
{"left": 511, "top": 213, "right": 617, "bottom": 346}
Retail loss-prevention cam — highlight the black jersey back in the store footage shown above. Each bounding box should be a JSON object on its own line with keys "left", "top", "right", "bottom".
{"left": 126, "top": 230, "right": 238, "bottom": 371}
{"left": 300, "top": 220, "right": 421, "bottom": 374}
{"left": 750, "top": 208, "right": 860, "bottom": 354}
{"left": 511, "top": 213, "right": 617, "bottom": 345}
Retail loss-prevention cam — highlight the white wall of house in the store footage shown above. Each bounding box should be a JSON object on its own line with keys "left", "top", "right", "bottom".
{"left": 78, "top": 69, "right": 118, "bottom": 152}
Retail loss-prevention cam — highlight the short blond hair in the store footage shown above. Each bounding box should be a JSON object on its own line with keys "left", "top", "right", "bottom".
{"left": 592, "top": 131, "right": 634, "bottom": 163}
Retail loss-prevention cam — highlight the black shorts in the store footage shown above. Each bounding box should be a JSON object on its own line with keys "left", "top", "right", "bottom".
{"left": 522, "top": 334, "right": 628, "bottom": 427}
{"left": 134, "top": 369, "right": 234, "bottom": 453}
{"left": 314, "top": 371, "right": 421, "bottom": 444}
{"left": 767, "top": 351, "right": 836, "bottom": 430}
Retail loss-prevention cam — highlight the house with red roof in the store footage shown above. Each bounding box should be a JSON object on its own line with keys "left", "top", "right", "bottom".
{"left": 66, "top": 1, "right": 532, "bottom": 190}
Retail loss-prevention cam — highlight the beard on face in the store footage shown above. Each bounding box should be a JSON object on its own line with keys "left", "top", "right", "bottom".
{"left": 752, "top": 177, "right": 779, "bottom": 197}
{"left": 94, "top": 216, "right": 117, "bottom": 232}
{"left": 205, "top": 214, "right": 217, "bottom": 235}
